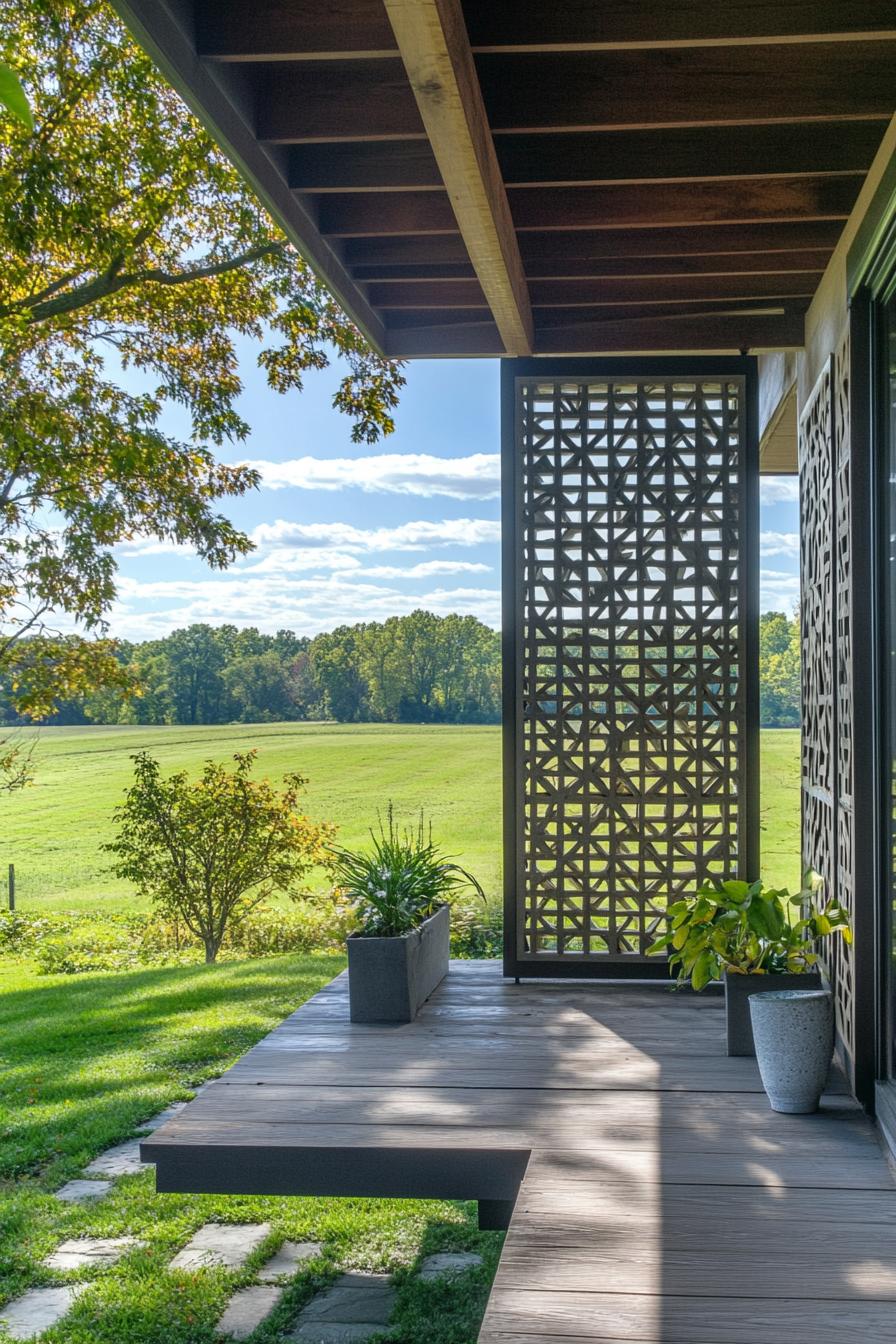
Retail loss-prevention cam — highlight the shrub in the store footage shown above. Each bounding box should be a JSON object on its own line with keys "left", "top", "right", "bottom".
{"left": 104, "top": 750, "right": 335, "bottom": 962}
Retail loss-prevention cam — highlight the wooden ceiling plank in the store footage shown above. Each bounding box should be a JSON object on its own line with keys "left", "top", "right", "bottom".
{"left": 386, "top": 308, "right": 808, "bottom": 356}
{"left": 289, "top": 121, "right": 883, "bottom": 191}
{"left": 510, "top": 177, "right": 862, "bottom": 231}
{"left": 257, "top": 59, "right": 423, "bottom": 142}
{"left": 352, "top": 252, "right": 830, "bottom": 281}
{"left": 515, "top": 221, "right": 845, "bottom": 260}
{"left": 462, "top": 0, "right": 896, "bottom": 51}
{"left": 476, "top": 44, "right": 896, "bottom": 132}
{"left": 342, "top": 222, "right": 842, "bottom": 268}
{"left": 197, "top": 0, "right": 397, "bottom": 60}
{"left": 195, "top": 0, "right": 896, "bottom": 59}
{"left": 320, "top": 177, "right": 859, "bottom": 237}
{"left": 495, "top": 121, "right": 884, "bottom": 187}
{"left": 381, "top": 0, "right": 533, "bottom": 354}
{"left": 367, "top": 273, "right": 822, "bottom": 308}
{"left": 288, "top": 141, "right": 443, "bottom": 191}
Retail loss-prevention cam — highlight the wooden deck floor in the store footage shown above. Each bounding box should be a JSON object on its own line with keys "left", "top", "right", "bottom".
{"left": 143, "top": 961, "right": 896, "bottom": 1343}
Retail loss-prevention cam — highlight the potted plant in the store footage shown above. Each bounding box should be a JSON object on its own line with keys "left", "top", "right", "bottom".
{"left": 648, "top": 877, "right": 851, "bottom": 1056}
{"left": 331, "top": 806, "right": 484, "bottom": 1023}
{"left": 749, "top": 987, "right": 834, "bottom": 1113}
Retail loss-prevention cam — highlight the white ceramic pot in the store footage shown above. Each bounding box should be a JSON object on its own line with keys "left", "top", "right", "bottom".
{"left": 748, "top": 989, "right": 833, "bottom": 1114}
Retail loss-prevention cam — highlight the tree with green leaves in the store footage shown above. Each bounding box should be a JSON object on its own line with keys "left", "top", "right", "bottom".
{"left": 0, "top": 2, "right": 402, "bottom": 737}
{"left": 759, "top": 611, "right": 800, "bottom": 728}
{"left": 105, "top": 750, "right": 335, "bottom": 963}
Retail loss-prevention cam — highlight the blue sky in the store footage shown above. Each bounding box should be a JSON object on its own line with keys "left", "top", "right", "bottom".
{"left": 108, "top": 344, "right": 800, "bottom": 640}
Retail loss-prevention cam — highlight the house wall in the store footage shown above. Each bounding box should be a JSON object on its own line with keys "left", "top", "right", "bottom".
{"left": 790, "top": 116, "right": 896, "bottom": 1104}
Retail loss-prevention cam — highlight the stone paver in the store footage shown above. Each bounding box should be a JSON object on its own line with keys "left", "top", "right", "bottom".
{"left": 54, "top": 1179, "right": 111, "bottom": 1204}
{"left": 216, "top": 1286, "right": 282, "bottom": 1339}
{"left": 0, "top": 1286, "right": 86, "bottom": 1340}
{"left": 141, "top": 1102, "right": 186, "bottom": 1131}
{"left": 169, "top": 1222, "right": 271, "bottom": 1271}
{"left": 418, "top": 1251, "right": 483, "bottom": 1280}
{"left": 84, "top": 1138, "right": 147, "bottom": 1177}
{"left": 44, "top": 1237, "right": 139, "bottom": 1270}
{"left": 288, "top": 1272, "right": 395, "bottom": 1343}
{"left": 258, "top": 1241, "right": 323, "bottom": 1281}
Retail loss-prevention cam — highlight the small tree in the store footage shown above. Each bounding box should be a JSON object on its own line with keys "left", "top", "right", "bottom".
{"left": 105, "top": 750, "right": 334, "bottom": 963}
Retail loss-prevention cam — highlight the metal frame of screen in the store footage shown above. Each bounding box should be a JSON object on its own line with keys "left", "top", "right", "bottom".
{"left": 501, "top": 357, "right": 760, "bottom": 980}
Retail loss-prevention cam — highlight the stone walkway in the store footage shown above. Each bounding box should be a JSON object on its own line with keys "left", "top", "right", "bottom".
{"left": 2, "top": 1095, "right": 486, "bottom": 1341}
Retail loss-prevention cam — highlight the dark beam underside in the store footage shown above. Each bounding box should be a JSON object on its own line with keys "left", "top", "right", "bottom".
{"left": 288, "top": 121, "right": 883, "bottom": 192}
{"left": 317, "top": 176, "right": 862, "bottom": 236}
{"left": 197, "top": 0, "right": 896, "bottom": 60}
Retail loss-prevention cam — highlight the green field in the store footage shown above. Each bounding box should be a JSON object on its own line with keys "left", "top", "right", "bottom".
{"left": 0, "top": 723, "right": 802, "bottom": 913}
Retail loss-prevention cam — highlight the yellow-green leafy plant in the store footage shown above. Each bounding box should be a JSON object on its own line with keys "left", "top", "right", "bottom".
{"left": 648, "top": 877, "right": 851, "bottom": 991}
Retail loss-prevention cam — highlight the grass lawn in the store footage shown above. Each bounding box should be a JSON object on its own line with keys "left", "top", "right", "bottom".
{"left": 0, "top": 723, "right": 802, "bottom": 913}
{"left": 0, "top": 953, "right": 502, "bottom": 1343}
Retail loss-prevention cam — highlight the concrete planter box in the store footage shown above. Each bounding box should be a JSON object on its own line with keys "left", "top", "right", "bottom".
{"left": 347, "top": 903, "right": 449, "bottom": 1023}
{"left": 724, "top": 969, "right": 822, "bottom": 1056}
{"left": 749, "top": 989, "right": 834, "bottom": 1113}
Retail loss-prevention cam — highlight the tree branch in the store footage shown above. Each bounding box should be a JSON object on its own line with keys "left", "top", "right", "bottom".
{"left": 14, "top": 242, "right": 285, "bottom": 324}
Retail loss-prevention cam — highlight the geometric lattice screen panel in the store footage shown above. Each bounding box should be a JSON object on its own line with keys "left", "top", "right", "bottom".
{"left": 505, "top": 368, "right": 757, "bottom": 973}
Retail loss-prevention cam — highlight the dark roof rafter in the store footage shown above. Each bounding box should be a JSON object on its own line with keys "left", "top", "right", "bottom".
{"left": 197, "top": 0, "right": 896, "bottom": 61}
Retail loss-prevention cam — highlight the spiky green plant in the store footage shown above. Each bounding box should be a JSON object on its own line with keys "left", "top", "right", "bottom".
{"left": 330, "top": 804, "right": 485, "bottom": 938}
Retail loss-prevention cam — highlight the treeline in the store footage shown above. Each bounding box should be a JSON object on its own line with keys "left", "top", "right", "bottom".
{"left": 2, "top": 609, "right": 799, "bottom": 729}
{"left": 6, "top": 611, "right": 502, "bottom": 726}
{"left": 759, "top": 611, "right": 799, "bottom": 728}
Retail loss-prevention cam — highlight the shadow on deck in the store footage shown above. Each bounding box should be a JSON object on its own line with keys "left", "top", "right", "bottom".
{"left": 142, "top": 961, "right": 896, "bottom": 1343}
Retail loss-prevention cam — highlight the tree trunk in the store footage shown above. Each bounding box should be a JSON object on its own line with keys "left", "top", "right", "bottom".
{"left": 204, "top": 939, "right": 218, "bottom": 964}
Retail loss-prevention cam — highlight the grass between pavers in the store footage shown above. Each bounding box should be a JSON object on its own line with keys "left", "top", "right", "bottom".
{"left": 0, "top": 953, "right": 502, "bottom": 1343}
{"left": 0, "top": 723, "right": 802, "bottom": 914}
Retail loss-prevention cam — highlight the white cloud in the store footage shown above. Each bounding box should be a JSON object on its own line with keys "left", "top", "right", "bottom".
{"left": 249, "top": 517, "right": 501, "bottom": 553}
{"left": 759, "top": 477, "right": 799, "bottom": 504}
{"left": 110, "top": 572, "right": 500, "bottom": 639}
{"left": 759, "top": 567, "right": 800, "bottom": 614}
{"left": 759, "top": 531, "right": 799, "bottom": 559}
{"left": 247, "top": 452, "right": 500, "bottom": 500}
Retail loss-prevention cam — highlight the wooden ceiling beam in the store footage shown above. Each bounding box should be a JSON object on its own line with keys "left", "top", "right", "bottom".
{"left": 386, "top": 306, "right": 808, "bottom": 356}
{"left": 320, "top": 177, "right": 859, "bottom": 237}
{"left": 197, "top": 0, "right": 397, "bottom": 61}
{"left": 257, "top": 60, "right": 423, "bottom": 142}
{"left": 381, "top": 0, "right": 533, "bottom": 354}
{"left": 353, "top": 252, "right": 831, "bottom": 282}
{"left": 476, "top": 44, "right": 896, "bottom": 132}
{"left": 288, "top": 121, "right": 883, "bottom": 192}
{"left": 462, "top": 1, "right": 896, "bottom": 51}
{"left": 495, "top": 121, "right": 884, "bottom": 188}
{"left": 366, "top": 273, "right": 823, "bottom": 308}
{"left": 510, "top": 177, "right": 862, "bottom": 231}
{"left": 342, "top": 222, "right": 842, "bottom": 268}
{"left": 515, "top": 221, "right": 845, "bottom": 260}
{"left": 289, "top": 141, "right": 442, "bottom": 192}
{"left": 195, "top": 0, "right": 896, "bottom": 60}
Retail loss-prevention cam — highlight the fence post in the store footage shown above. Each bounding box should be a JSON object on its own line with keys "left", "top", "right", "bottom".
{"left": 7, "top": 863, "right": 14, "bottom": 912}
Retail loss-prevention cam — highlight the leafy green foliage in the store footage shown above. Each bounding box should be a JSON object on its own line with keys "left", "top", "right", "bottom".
{"left": 0, "top": 897, "right": 357, "bottom": 974}
{"left": 2, "top": 613, "right": 503, "bottom": 727}
{"left": 0, "top": 60, "right": 33, "bottom": 130}
{"left": 331, "top": 805, "right": 485, "bottom": 938}
{"left": 760, "top": 610, "right": 800, "bottom": 727}
{"left": 648, "top": 876, "right": 852, "bottom": 990}
{"left": 104, "top": 750, "right": 335, "bottom": 961}
{"left": 0, "top": 1, "right": 403, "bottom": 717}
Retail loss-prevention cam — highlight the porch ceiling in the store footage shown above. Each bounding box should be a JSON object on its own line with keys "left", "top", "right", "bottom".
{"left": 112, "top": 0, "right": 896, "bottom": 357}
